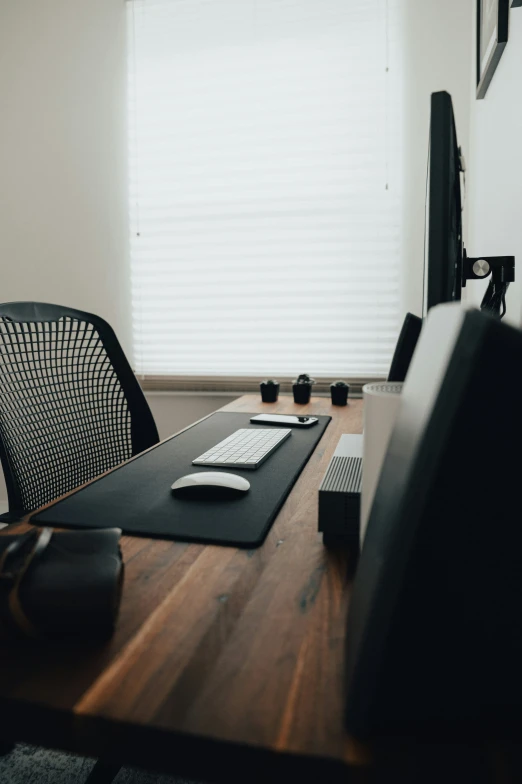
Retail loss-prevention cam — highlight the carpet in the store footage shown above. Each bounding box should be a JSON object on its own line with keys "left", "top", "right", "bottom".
{"left": 0, "top": 744, "right": 197, "bottom": 784}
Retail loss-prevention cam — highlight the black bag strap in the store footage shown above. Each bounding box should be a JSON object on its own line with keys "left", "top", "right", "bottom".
{"left": 0, "top": 527, "right": 53, "bottom": 637}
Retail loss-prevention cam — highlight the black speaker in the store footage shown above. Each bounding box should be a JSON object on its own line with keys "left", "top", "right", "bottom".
{"left": 345, "top": 304, "right": 522, "bottom": 739}
{"left": 388, "top": 312, "right": 422, "bottom": 382}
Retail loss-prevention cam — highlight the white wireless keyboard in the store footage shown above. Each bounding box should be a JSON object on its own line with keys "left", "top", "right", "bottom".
{"left": 192, "top": 428, "right": 291, "bottom": 469}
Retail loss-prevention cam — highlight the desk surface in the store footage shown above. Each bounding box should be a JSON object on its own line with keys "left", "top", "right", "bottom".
{"left": 0, "top": 395, "right": 366, "bottom": 781}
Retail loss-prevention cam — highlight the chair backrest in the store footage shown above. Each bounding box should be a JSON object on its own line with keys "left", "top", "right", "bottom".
{"left": 0, "top": 302, "right": 159, "bottom": 515}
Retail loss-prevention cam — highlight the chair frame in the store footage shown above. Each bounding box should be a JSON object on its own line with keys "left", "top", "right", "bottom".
{"left": 0, "top": 302, "right": 159, "bottom": 516}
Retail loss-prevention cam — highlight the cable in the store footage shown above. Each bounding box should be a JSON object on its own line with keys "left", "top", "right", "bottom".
{"left": 480, "top": 281, "right": 494, "bottom": 311}
{"left": 480, "top": 281, "right": 509, "bottom": 320}
{"left": 501, "top": 291, "right": 507, "bottom": 320}
{"left": 480, "top": 281, "right": 502, "bottom": 319}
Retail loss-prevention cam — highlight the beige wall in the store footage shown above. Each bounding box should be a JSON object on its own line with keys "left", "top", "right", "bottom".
{"left": 0, "top": 0, "right": 132, "bottom": 354}
{"left": 145, "top": 392, "right": 237, "bottom": 440}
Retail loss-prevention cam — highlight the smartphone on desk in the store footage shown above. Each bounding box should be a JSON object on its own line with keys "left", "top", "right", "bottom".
{"left": 250, "top": 414, "right": 319, "bottom": 427}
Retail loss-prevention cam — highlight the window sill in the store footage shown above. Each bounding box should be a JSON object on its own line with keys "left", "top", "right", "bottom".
{"left": 137, "top": 375, "right": 383, "bottom": 397}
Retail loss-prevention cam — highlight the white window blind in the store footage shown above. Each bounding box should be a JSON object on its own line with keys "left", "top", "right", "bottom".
{"left": 128, "top": 0, "right": 403, "bottom": 380}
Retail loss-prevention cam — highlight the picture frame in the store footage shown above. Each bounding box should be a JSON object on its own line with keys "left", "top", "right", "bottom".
{"left": 476, "top": 0, "right": 509, "bottom": 99}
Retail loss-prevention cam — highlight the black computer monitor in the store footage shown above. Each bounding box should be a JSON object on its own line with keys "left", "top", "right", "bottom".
{"left": 425, "top": 91, "right": 513, "bottom": 319}
{"left": 387, "top": 312, "right": 422, "bottom": 382}
{"left": 386, "top": 92, "right": 460, "bottom": 385}
{"left": 345, "top": 303, "right": 522, "bottom": 738}
{"left": 425, "top": 91, "right": 463, "bottom": 312}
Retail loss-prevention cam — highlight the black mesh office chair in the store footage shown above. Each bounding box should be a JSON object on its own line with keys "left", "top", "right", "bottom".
{"left": 0, "top": 302, "right": 160, "bottom": 783}
{"left": 0, "top": 302, "right": 159, "bottom": 520}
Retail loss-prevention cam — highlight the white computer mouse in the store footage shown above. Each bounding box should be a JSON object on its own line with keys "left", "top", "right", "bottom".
{"left": 171, "top": 471, "right": 250, "bottom": 499}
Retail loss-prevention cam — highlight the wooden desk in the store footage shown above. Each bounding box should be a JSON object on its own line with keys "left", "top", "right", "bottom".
{"left": 0, "top": 395, "right": 368, "bottom": 781}
{"left": 1, "top": 394, "right": 520, "bottom": 783}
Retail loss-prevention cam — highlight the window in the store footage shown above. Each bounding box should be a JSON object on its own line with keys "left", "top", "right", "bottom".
{"left": 128, "top": 0, "right": 403, "bottom": 387}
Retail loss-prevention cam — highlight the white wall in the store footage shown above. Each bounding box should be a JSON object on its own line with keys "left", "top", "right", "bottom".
{"left": 466, "top": 7, "right": 522, "bottom": 326}
{"left": 0, "top": 0, "right": 131, "bottom": 354}
{"left": 401, "top": 0, "right": 473, "bottom": 318}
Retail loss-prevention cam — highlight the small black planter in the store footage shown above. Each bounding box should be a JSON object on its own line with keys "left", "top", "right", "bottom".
{"left": 260, "top": 380, "right": 279, "bottom": 403}
{"left": 292, "top": 374, "right": 315, "bottom": 405}
{"left": 330, "top": 381, "right": 349, "bottom": 406}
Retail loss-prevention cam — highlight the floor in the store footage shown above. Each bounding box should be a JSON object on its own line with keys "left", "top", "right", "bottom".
{"left": 0, "top": 744, "right": 197, "bottom": 784}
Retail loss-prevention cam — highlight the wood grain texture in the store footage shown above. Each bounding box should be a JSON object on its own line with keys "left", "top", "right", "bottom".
{"left": 0, "top": 395, "right": 368, "bottom": 781}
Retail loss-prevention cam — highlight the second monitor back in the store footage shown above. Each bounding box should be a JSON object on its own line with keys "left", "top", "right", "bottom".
{"left": 388, "top": 312, "right": 422, "bottom": 383}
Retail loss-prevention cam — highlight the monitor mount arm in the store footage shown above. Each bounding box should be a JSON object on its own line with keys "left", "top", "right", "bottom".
{"left": 462, "top": 252, "right": 515, "bottom": 286}
{"left": 462, "top": 250, "right": 515, "bottom": 319}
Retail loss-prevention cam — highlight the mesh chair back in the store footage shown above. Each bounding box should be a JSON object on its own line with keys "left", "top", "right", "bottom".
{"left": 0, "top": 302, "right": 159, "bottom": 515}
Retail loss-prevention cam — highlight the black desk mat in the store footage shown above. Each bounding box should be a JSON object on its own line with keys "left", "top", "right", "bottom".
{"left": 33, "top": 412, "right": 331, "bottom": 548}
